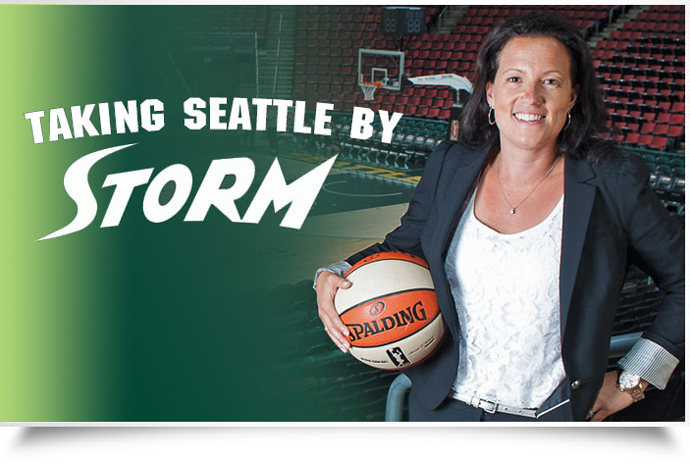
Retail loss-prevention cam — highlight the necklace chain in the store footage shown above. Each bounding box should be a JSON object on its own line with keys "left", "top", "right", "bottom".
{"left": 495, "top": 156, "right": 561, "bottom": 215}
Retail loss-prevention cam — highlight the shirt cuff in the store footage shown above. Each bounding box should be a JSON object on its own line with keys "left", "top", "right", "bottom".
{"left": 313, "top": 261, "right": 352, "bottom": 290}
{"left": 617, "top": 337, "right": 680, "bottom": 390}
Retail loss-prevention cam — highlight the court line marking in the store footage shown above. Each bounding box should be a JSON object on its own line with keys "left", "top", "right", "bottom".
{"left": 322, "top": 180, "right": 404, "bottom": 198}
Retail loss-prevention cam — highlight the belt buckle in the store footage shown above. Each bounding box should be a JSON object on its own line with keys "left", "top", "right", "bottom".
{"left": 481, "top": 399, "right": 499, "bottom": 414}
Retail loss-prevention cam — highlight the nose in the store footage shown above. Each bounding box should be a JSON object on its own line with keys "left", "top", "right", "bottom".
{"left": 522, "top": 82, "right": 545, "bottom": 105}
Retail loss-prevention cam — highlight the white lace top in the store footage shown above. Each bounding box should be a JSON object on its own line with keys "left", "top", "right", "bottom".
{"left": 445, "top": 189, "right": 567, "bottom": 409}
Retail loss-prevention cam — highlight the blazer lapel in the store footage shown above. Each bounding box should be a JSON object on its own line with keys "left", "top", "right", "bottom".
{"left": 560, "top": 156, "right": 597, "bottom": 337}
{"left": 437, "top": 145, "right": 492, "bottom": 260}
{"left": 427, "top": 144, "right": 491, "bottom": 340}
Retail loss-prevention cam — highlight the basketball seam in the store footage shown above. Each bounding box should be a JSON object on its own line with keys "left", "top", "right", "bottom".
{"left": 338, "top": 287, "right": 436, "bottom": 318}
{"left": 345, "top": 257, "right": 429, "bottom": 276}
{"left": 348, "top": 312, "right": 443, "bottom": 349}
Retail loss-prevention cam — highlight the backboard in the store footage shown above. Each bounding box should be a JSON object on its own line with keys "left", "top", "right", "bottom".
{"left": 358, "top": 49, "right": 405, "bottom": 91}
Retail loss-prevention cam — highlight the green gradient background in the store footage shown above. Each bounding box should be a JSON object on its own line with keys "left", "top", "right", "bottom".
{"left": 0, "top": 5, "right": 356, "bottom": 421}
{"left": 1, "top": 5, "right": 133, "bottom": 421}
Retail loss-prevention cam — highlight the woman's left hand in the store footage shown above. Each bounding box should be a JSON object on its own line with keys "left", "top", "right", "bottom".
{"left": 588, "top": 371, "right": 647, "bottom": 422}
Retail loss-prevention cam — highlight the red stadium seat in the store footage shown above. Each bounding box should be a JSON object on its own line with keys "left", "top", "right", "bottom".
{"left": 655, "top": 124, "right": 670, "bottom": 135}
{"left": 670, "top": 114, "right": 684, "bottom": 125}
{"left": 625, "top": 132, "right": 640, "bottom": 145}
{"left": 668, "top": 125, "right": 683, "bottom": 137}
{"left": 651, "top": 136, "right": 668, "bottom": 150}
{"left": 656, "top": 113, "right": 671, "bottom": 123}
{"left": 658, "top": 102, "right": 671, "bottom": 111}
{"left": 638, "top": 134, "right": 654, "bottom": 147}
{"left": 641, "top": 122, "right": 655, "bottom": 133}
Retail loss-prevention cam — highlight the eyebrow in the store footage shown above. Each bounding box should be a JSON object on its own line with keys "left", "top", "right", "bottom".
{"left": 500, "top": 68, "right": 566, "bottom": 77}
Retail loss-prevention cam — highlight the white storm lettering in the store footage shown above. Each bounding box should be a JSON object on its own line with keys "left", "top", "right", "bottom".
{"left": 38, "top": 144, "right": 336, "bottom": 241}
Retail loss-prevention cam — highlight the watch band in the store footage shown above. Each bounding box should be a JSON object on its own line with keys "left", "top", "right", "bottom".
{"left": 627, "top": 383, "right": 645, "bottom": 402}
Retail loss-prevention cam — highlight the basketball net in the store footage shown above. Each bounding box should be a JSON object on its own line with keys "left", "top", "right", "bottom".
{"left": 360, "top": 82, "right": 381, "bottom": 101}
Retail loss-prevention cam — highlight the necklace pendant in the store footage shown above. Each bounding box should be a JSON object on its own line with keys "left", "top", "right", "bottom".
{"left": 510, "top": 208, "right": 516, "bottom": 215}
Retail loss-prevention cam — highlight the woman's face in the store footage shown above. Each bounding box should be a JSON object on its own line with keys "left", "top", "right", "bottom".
{"left": 486, "top": 36, "right": 578, "bottom": 155}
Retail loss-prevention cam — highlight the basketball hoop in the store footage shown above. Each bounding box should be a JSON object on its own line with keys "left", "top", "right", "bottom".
{"left": 360, "top": 81, "right": 381, "bottom": 101}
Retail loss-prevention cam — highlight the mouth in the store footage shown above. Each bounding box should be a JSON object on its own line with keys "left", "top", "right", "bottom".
{"left": 513, "top": 112, "right": 546, "bottom": 122}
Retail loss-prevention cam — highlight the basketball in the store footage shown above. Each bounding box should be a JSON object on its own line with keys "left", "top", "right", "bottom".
{"left": 333, "top": 252, "right": 446, "bottom": 370}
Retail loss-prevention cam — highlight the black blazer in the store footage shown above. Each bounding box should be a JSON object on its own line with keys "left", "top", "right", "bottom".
{"left": 347, "top": 141, "right": 684, "bottom": 421}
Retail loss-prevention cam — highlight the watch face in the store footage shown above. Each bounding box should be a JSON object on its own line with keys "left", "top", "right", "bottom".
{"left": 619, "top": 371, "right": 641, "bottom": 389}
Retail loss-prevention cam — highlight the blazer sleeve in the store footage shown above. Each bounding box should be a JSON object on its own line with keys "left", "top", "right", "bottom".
{"left": 614, "top": 155, "right": 684, "bottom": 389}
{"left": 345, "top": 141, "right": 454, "bottom": 265}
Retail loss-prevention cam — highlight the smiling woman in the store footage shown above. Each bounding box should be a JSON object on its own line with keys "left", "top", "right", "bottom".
{"left": 314, "top": 13, "right": 684, "bottom": 422}
{"left": 477, "top": 35, "right": 574, "bottom": 235}
{"left": 487, "top": 37, "right": 577, "bottom": 159}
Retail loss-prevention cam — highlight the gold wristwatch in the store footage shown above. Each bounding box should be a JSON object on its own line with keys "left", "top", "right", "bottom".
{"left": 617, "top": 370, "right": 645, "bottom": 402}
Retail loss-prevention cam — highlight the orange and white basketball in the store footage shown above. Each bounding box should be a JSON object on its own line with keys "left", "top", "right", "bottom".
{"left": 334, "top": 252, "right": 446, "bottom": 370}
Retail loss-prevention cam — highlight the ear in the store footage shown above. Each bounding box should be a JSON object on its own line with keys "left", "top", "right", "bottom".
{"left": 486, "top": 81, "right": 495, "bottom": 107}
{"left": 568, "top": 84, "right": 579, "bottom": 111}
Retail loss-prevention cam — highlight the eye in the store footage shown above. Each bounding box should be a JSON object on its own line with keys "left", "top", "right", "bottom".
{"left": 543, "top": 78, "right": 560, "bottom": 86}
{"left": 507, "top": 76, "right": 521, "bottom": 83}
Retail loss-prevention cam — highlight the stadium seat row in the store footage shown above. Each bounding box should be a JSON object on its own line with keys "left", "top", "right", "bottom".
{"left": 294, "top": 5, "right": 684, "bottom": 152}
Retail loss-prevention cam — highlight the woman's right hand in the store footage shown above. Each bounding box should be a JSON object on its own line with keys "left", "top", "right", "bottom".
{"left": 316, "top": 270, "right": 352, "bottom": 353}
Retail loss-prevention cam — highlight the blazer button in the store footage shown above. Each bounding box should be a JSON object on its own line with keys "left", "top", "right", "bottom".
{"left": 571, "top": 380, "right": 581, "bottom": 390}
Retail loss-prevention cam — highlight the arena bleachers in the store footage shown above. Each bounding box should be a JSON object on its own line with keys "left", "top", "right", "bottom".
{"left": 294, "top": 5, "right": 684, "bottom": 157}
{"left": 595, "top": 5, "right": 685, "bottom": 152}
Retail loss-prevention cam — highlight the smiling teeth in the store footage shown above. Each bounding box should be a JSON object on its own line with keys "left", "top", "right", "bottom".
{"left": 514, "top": 113, "right": 545, "bottom": 122}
